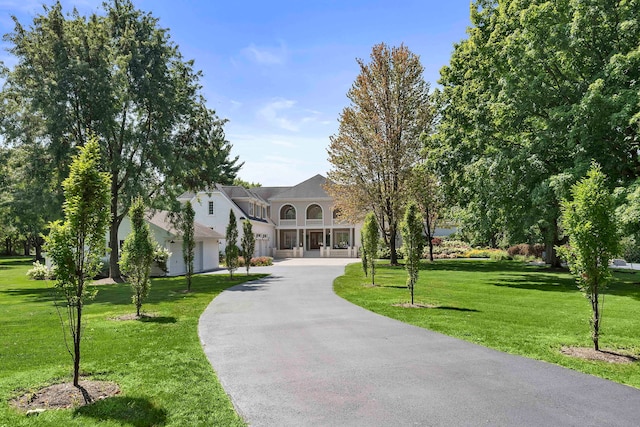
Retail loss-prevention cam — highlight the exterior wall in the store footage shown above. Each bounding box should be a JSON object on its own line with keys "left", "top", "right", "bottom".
{"left": 191, "top": 192, "right": 276, "bottom": 258}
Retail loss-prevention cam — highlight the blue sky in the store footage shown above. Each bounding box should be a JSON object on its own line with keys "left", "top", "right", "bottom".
{"left": 1, "top": 1, "right": 472, "bottom": 186}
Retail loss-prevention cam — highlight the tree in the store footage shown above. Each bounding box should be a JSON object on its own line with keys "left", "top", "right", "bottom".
{"left": 45, "top": 139, "right": 110, "bottom": 388}
{"left": 119, "top": 197, "right": 155, "bottom": 317}
{"left": 401, "top": 202, "right": 424, "bottom": 305}
{"left": 361, "top": 212, "right": 380, "bottom": 285}
{"left": 433, "top": 0, "right": 640, "bottom": 265}
{"left": 326, "top": 43, "right": 434, "bottom": 265}
{"left": 557, "top": 164, "right": 620, "bottom": 351}
{"left": 181, "top": 201, "right": 195, "bottom": 292}
{"left": 233, "top": 178, "right": 262, "bottom": 189}
{"left": 1, "top": 0, "right": 241, "bottom": 278}
{"left": 240, "top": 219, "right": 256, "bottom": 275}
{"left": 407, "top": 163, "right": 443, "bottom": 261}
{"left": 225, "top": 209, "right": 239, "bottom": 279}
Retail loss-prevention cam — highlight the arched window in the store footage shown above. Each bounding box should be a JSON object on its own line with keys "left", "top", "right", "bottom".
{"left": 280, "top": 205, "right": 296, "bottom": 220}
{"left": 306, "top": 204, "right": 323, "bottom": 220}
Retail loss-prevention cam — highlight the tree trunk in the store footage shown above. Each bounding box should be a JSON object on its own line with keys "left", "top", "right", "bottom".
{"left": 544, "top": 221, "right": 563, "bottom": 268}
{"left": 592, "top": 289, "right": 600, "bottom": 351}
{"left": 389, "top": 223, "right": 398, "bottom": 265}
{"left": 23, "top": 238, "right": 30, "bottom": 256}
{"left": 109, "top": 186, "right": 121, "bottom": 278}
{"left": 35, "top": 236, "right": 44, "bottom": 262}
{"left": 74, "top": 297, "right": 82, "bottom": 387}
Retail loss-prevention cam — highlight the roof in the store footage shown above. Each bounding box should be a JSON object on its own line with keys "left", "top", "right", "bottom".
{"left": 250, "top": 186, "right": 290, "bottom": 201}
{"left": 146, "top": 210, "right": 224, "bottom": 239}
{"left": 268, "top": 174, "right": 331, "bottom": 200}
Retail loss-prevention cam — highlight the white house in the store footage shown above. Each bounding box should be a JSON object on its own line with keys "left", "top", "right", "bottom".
{"left": 178, "top": 174, "right": 362, "bottom": 258}
{"left": 117, "top": 210, "right": 223, "bottom": 276}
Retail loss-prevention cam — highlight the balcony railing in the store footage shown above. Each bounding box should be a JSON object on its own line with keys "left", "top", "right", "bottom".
{"left": 306, "top": 219, "right": 323, "bottom": 226}
{"left": 279, "top": 219, "right": 296, "bottom": 226}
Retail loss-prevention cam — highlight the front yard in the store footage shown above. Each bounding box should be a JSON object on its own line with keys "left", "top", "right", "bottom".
{"left": 1, "top": 257, "right": 262, "bottom": 426}
{"left": 334, "top": 259, "right": 640, "bottom": 388}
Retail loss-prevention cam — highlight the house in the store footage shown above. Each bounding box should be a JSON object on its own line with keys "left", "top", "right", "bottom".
{"left": 178, "top": 174, "right": 362, "bottom": 258}
{"left": 117, "top": 210, "right": 223, "bottom": 276}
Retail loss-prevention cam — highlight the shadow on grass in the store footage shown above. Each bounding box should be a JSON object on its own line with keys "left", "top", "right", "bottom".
{"left": 0, "top": 257, "right": 33, "bottom": 266}
{"left": 74, "top": 396, "right": 167, "bottom": 427}
{"left": 0, "top": 286, "right": 59, "bottom": 303}
{"left": 492, "top": 274, "right": 578, "bottom": 293}
{"left": 434, "top": 306, "right": 480, "bottom": 313}
{"left": 139, "top": 316, "right": 177, "bottom": 324}
{"left": 418, "top": 259, "right": 545, "bottom": 274}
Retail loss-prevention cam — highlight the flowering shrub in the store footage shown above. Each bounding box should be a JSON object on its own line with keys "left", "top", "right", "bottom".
{"left": 153, "top": 245, "right": 171, "bottom": 274}
{"left": 431, "top": 237, "right": 443, "bottom": 246}
{"left": 238, "top": 256, "right": 273, "bottom": 267}
{"left": 26, "top": 261, "right": 52, "bottom": 280}
{"left": 507, "top": 243, "right": 544, "bottom": 258}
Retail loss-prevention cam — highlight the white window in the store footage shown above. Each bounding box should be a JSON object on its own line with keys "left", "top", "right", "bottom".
{"left": 249, "top": 203, "right": 254, "bottom": 217}
{"left": 208, "top": 201, "right": 214, "bottom": 215}
{"left": 262, "top": 206, "right": 266, "bottom": 219}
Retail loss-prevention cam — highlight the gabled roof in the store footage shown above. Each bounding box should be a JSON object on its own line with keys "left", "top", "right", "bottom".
{"left": 147, "top": 210, "right": 224, "bottom": 239}
{"left": 268, "top": 174, "right": 330, "bottom": 200}
{"left": 250, "top": 186, "right": 290, "bottom": 201}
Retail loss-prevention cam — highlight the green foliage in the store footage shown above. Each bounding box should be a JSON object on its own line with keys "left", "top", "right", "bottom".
{"left": 240, "top": 220, "right": 256, "bottom": 275}
{"left": 557, "top": 164, "right": 621, "bottom": 351}
{"left": 620, "top": 236, "right": 640, "bottom": 264}
{"left": 489, "top": 251, "right": 511, "bottom": 262}
{"left": 1, "top": 0, "right": 241, "bottom": 278}
{"left": 507, "top": 244, "right": 545, "bottom": 259}
{"left": 26, "top": 260, "right": 52, "bottom": 280}
{"left": 361, "top": 213, "right": 379, "bottom": 284}
{"left": 119, "top": 198, "right": 155, "bottom": 316}
{"left": 401, "top": 202, "right": 424, "bottom": 304}
{"left": 433, "top": 1, "right": 640, "bottom": 265}
{"left": 225, "top": 210, "right": 239, "bottom": 278}
{"left": 233, "top": 177, "right": 262, "bottom": 188}
{"left": 44, "top": 139, "right": 111, "bottom": 387}
{"left": 181, "top": 201, "right": 195, "bottom": 291}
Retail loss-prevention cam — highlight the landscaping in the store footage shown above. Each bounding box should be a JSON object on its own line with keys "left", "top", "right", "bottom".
{"left": 1, "top": 257, "right": 263, "bottom": 426}
{"left": 334, "top": 259, "right": 640, "bottom": 388}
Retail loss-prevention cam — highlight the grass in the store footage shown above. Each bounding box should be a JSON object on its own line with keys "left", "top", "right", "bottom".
{"left": 1, "top": 257, "right": 265, "bottom": 426}
{"left": 334, "top": 259, "right": 640, "bottom": 388}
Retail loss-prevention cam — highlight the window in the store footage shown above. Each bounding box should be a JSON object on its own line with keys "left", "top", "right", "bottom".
{"left": 262, "top": 206, "right": 267, "bottom": 219}
{"left": 280, "top": 205, "right": 296, "bottom": 220}
{"left": 306, "top": 204, "right": 323, "bottom": 220}
{"left": 281, "top": 230, "right": 297, "bottom": 249}
{"left": 334, "top": 230, "right": 350, "bottom": 249}
{"left": 249, "top": 203, "right": 254, "bottom": 217}
{"left": 208, "top": 201, "right": 214, "bottom": 215}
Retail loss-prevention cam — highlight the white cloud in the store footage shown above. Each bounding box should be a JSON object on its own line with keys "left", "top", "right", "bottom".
{"left": 241, "top": 42, "right": 288, "bottom": 65}
{"left": 258, "top": 99, "right": 300, "bottom": 132}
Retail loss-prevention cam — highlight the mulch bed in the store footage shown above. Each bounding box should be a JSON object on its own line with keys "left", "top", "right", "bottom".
{"left": 10, "top": 380, "right": 120, "bottom": 412}
{"left": 561, "top": 346, "right": 638, "bottom": 364}
{"left": 392, "top": 302, "right": 438, "bottom": 309}
{"left": 110, "top": 313, "right": 159, "bottom": 321}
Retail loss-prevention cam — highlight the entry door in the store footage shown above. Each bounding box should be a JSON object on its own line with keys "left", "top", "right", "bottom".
{"left": 309, "top": 232, "right": 323, "bottom": 250}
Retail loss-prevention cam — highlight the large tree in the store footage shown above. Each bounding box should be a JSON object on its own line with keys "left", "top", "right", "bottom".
{"left": 326, "top": 43, "right": 433, "bottom": 265}
{"left": 45, "top": 139, "right": 110, "bottom": 389}
{"left": 433, "top": 0, "right": 640, "bottom": 264}
{"left": 1, "top": 0, "right": 241, "bottom": 277}
{"left": 557, "top": 164, "right": 620, "bottom": 351}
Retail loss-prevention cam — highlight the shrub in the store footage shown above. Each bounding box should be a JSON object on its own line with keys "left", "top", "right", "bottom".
{"left": 621, "top": 236, "right": 640, "bottom": 263}
{"left": 238, "top": 256, "right": 274, "bottom": 267}
{"left": 26, "top": 261, "right": 51, "bottom": 280}
{"left": 153, "top": 245, "right": 171, "bottom": 274}
{"left": 507, "top": 243, "right": 545, "bottom": 258}
{"left": 464, "top": 248, "right": 494, "bottom": 258}
{"left": 431, "top": 237, "right": 443, "bottom": 246}
{"left": 490, "top": 250, "right": 511, "bottom": 261}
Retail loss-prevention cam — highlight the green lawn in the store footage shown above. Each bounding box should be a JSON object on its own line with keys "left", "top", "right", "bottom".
{"left": 1, "top": 257, "right": 263, "bottom": 426}
{"left": 334, "top": 259, "right": 640, "bottom": 388}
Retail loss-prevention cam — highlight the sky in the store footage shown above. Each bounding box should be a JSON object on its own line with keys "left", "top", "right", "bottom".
{"left": 0, "top": 0, "right": 472, "bottom": 186}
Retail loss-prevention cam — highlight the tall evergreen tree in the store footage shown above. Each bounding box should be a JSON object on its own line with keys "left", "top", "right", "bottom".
{"left": 241, "top": 219, "right": 256, "bottom": 276}
{"left": 225, "top": 209, "right": 239, "bottom": 279}
{"left": 361, "top": 212, "right": 380, "bottom": 285}
{"left": 401, "top": 202, "right": 425, "bottom": 305}
{"left": 181, "top": 201, "right": 195, "bottom": 291}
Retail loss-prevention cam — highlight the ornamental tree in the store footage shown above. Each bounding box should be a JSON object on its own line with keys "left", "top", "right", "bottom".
{"left": 557, "top": 164, "right": 620, "bottom": 351}
{"left": 45, "top": 139, "right": 110, "bottom": 388}
{"left": 401, "top": 202, "right": 425, "bottom": 305}
{"left": 241, "top": 220, "right": 256, "bottom": 275}
{"left": 225, "top": 209, "right": 239, "bottom": 279}
{"left": 361, "top": 212, "right": 380, "bottom": 285}
{"left": 120, "top": 197, "right": 155, "bottom": 317}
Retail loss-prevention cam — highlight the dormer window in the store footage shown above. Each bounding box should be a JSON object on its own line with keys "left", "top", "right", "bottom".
{"left": 208, "top": 201, "right": 214, "bottom": 216}
{"left": 249, "top": 202, "right": 254, "bottom": 217}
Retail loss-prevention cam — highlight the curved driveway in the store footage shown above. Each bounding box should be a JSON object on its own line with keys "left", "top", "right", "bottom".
{"left": 199, "top": 259, "right": 640, "bottom": 426}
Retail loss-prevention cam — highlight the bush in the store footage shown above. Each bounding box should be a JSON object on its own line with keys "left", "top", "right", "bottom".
{"left": 464, "top": 248, "right": 494, "bottom": 258}
{"left": 153, "top": 245, "right": 171, "bottom": 274}
{"left": 490, "top": 250, "right": 511, "bottom": 261}
{"left": 431, "top": 237, "right": 443, "bottom": 246}
{"left": 238, "top": 256, "right": 274, "bottom": 267}
{"left": 507, "top": 243, "right": 545, "bottom": 258}
{"left": 26, "top": 261, "right": 51, "bottom": 280}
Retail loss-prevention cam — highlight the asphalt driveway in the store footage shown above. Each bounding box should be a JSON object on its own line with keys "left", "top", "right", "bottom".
{"left": 199, "top": 259, "right": 640, "bottom": 426}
